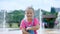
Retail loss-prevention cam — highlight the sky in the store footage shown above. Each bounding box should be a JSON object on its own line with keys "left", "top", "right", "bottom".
{"left": 0, "top": 0, "right": 60, "bottom": 11}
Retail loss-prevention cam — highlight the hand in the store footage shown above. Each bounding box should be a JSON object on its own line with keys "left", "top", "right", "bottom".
{"left": 26, "top": 27, "right": 31, "bottom": 30}
{"left": 23, "top": 31, "right": 30, "bottom": 34}
{"left": 25, "top": 32, "right": 30, "bottom": 34}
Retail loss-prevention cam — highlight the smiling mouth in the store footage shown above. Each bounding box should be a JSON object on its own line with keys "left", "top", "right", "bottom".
{"left": 27, "top": 16, "right": 32, "bottom": 17}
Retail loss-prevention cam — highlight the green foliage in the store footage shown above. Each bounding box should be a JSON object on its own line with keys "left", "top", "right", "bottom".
{"left": 6, "top": 10, "right": 24, "bottom": 24}
{"left": 41, "top": 8, "right": 58, "bottom": 28}
{"left": 6, "top": 10, "right": 25, "bottom": 28}
{"left": 42, "top": 9, "right": 58, "bottom": 23}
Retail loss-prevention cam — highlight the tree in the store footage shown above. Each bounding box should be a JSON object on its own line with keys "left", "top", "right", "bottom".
{"left": 6, "top": 10, "right": 24, "bottom": 28}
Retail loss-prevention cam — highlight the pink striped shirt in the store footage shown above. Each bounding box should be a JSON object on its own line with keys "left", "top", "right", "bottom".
{"left": 20, "top": 18, "right": 40, "bottom": 34}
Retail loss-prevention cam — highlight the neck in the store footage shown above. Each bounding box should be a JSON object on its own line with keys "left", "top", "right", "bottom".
{"left": 27, "top": 18, "right": 32, "bottom": 22}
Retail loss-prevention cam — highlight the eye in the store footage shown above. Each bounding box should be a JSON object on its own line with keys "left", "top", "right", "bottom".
{"left": 27, "top": 12, "right": 29, "bottom": 14}
{"left": 30, "top": 13, "right": 32, "bottom": 14}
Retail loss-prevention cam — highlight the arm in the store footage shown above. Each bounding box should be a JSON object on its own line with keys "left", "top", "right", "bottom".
{"left": 22, "top": 28, "right": 30, "bottom": 34}
{"left": 20, "top": 20, "right": 30, "bottom": 34}
{"left": 31, "top": 24, "right": 40, "bottom": 30}
{"left": 26, "top": 18, "right": 40, "bottom": 30}
{"left": 26, "top": 24, "right": 40, "bottom": 30}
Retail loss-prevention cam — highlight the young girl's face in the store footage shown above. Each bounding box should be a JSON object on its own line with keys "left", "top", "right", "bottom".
{"left": 25, "top": 8, "right": 34, "bottom": 19}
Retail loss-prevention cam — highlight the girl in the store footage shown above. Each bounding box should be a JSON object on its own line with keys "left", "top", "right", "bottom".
{"left": 20, "top": 7, "right": 40, "bottom": 34}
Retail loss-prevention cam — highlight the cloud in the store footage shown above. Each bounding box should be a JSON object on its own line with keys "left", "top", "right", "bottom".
{"left": 0, "top": 0, "right": 40, "bottom": 10}
{"left": 0, "top": 0, "right": 60, "bottom": 11}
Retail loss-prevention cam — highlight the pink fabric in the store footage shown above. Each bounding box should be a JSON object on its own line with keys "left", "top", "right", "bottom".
{"left": 20, "top": 18, "right": 39, "bottom": 34}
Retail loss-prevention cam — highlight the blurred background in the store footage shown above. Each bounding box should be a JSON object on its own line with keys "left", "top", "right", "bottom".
{"left": 5, "top": 9, "right": 40, "bottom": 28}
{"left": 0, "top": 0, "right": 60, "bottom": 34}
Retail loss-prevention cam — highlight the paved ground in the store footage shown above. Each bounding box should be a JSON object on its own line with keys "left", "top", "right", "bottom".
{"left": 0, "top": 28, "right": 60, "bottom": 34}
{"left": 0, "top": 28, "right": 40, "bottom": 34}
{"left": 42, "top": 29, "right": 60, "bottom": 34}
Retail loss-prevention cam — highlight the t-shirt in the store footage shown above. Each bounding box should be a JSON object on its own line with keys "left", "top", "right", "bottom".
{"left": 20, "top": 18, "right": 40, "bottom": 34}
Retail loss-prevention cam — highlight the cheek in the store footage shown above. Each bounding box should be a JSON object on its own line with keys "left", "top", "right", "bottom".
{"left": 31, "top": 14, "right": 34, "bottom": 16}
{"left": 26, "top": 13, "right": 34, "bottom": 17}
{"left": 28, "top": 14, "right": 33, "bottom": 16}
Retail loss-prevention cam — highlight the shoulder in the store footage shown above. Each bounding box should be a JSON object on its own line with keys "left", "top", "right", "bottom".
{"left": 34, "top": 18, "right": 39, "bottom": 21}
{"left": 34, "top": 18, "right": 39, "bottom": 23}
{"left": 21, "top": 19, "right": 25, "bottom": 24}
{"left": 33, "top": 18, "right": 40, "bottom": 25}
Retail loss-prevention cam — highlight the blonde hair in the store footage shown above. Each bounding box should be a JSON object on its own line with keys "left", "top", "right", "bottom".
{"left": 25, "top": 7, "right": 34, "bottom": 13}
{"left": 24, "top": 7, "right": 34, "bottom": 20}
